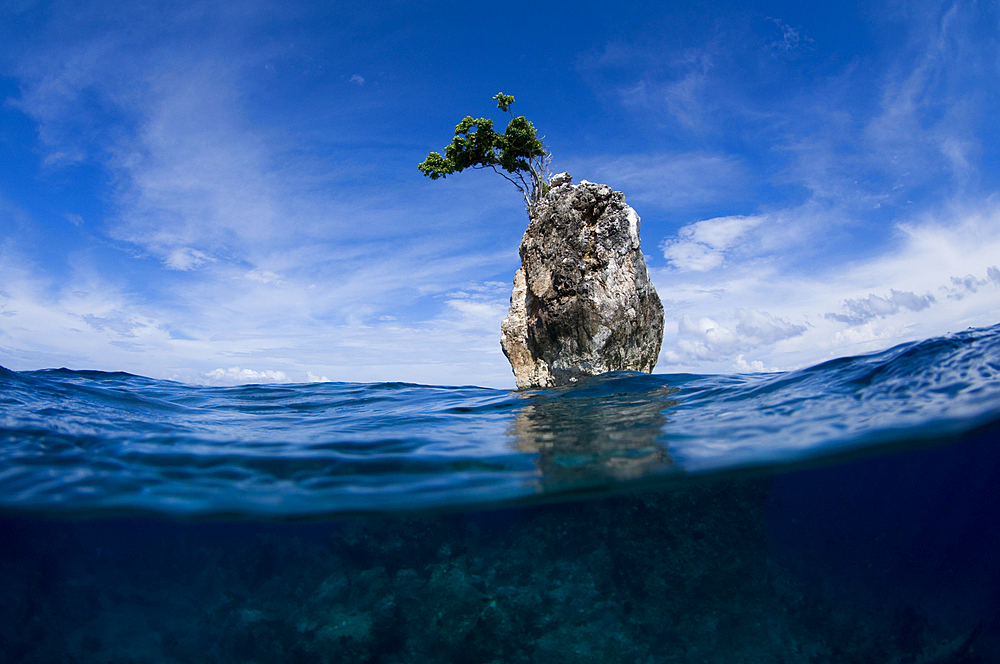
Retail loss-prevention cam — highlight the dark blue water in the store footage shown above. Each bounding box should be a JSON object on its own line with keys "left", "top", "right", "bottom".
{"left": 2, "top": 325, "right": 1000, "bottom": 663}
{"left": 3, "top": 324, "right": 1000, "bottom": 518}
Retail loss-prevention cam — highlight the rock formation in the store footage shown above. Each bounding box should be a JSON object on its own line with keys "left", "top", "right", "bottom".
{"left": 501, "top": 173, "right": 664, "bottom": 389}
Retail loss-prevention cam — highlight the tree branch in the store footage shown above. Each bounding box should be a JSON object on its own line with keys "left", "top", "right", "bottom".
{"left": 421, "top": 93, "right": 550, "bottom": 212}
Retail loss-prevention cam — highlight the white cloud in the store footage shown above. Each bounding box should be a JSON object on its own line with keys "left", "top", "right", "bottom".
{"left": 734, "top": 355, "right": 778, "bottom": 373}
{"left": 580, "top": 40, "right": 718, "bottom": 132}
{"left": 735, "top": 308, "right": 809, "bottom": 345}
{"left": 661, "top": 50, "right": 714, "bottom": 131}
{"left": 653, "top": 204, "right": 1000, "bottom": 374}
{"left": 349, "top": 74, "right": 365, "bottom": 86}
{"left": 825, "top": 289, "right": 935, "bottom": 324}
{"left": 42, "top": 151, "right": 85, "bottom": 166}
{"left": 306, "top": 371, "right": 331, "bottom": 383}
{"left": 662, "top": 241, "right": 725, "bottom": 272}
{"left": 202, "top": 367, "right": 290, "bottom": 385}
{"left": 661, "top": 215, "right": 765, "bottom": 271}
{"left": 165, "top": 247, "right": 213, "bottom": 271}
{"left": 245, "top": 268, "right": 282, "bottom": 284}
{"left": 0, "top": 250, "right": 176, "bottom": 371}
{"left": 943, "top": 268, "right": 1000, "bottom": 300}
{"left": 663, "top": 308, "right": 806, "bottom": 365}
{"left": 766, "top": 18, "right": 814, "bottom": 55}
{"left": 107, "top": 62, "right": 287, "bottom": 262}
{"left": 0, "top": 239, "right": 520, "bottom": 386}
{"left": 854, "top": 3, "right": 989, "bottom": 197}
{"left": 684, "top": 215, "right": 764, "bottom": 249}
{"left": 443, "top": 292, "right": 508, "bottom": 330}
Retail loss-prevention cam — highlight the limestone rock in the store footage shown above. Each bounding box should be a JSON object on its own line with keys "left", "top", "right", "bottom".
{"left": 501, "top": 178, "right": 664, "bottom": 389}
{"left": 549, "top": 171, "right": 573, "bottom": 188}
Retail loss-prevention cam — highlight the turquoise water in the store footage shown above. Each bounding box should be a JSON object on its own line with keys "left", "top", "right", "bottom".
{"left": 1, "top": 325, "right": 999, "bottom": 662}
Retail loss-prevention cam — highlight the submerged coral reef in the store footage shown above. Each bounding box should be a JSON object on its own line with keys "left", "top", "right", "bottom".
{"left": 2, "top": 446, "right": 998, "bottom": 664}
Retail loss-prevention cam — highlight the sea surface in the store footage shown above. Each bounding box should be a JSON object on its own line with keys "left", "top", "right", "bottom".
{"left": 2, "top": 325, "right": 1000, "bottom": 663}
{"left": 4, "top": 324, "right": 1000, "bottom": 518}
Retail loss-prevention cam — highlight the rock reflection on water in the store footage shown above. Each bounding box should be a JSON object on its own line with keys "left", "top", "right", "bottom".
{"left": 507, "top": 372, "right": 680, "bottom": 489}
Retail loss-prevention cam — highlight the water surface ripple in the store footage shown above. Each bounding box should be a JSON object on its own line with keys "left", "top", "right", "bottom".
{"left": 2, "top": 324, "right": 999, "bottom": 517}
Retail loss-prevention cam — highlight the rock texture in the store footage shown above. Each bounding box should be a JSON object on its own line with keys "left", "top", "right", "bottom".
{"left": 501, "top": 174, "right": 664, "bottom": 389}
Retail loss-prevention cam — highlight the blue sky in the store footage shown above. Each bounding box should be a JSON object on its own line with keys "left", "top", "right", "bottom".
{"left": 1, "top": 0, "right": 999, "bottom": 387}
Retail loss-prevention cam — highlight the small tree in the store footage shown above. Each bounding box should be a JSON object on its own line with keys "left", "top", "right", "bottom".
{"left": 419, "top": 93, "right": 550, "bottom": 207}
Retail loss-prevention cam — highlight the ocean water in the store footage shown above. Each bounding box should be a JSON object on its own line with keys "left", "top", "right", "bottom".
{"left": 2, "top": 324, "right": 1000, "bottom": 662}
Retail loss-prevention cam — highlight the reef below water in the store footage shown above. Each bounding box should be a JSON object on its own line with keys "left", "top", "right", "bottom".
{"left": 3, "top": 439, "right": 999, "bottom": 664}
{"left": 2, "top": 325, "right": 1000, "bottom": 662}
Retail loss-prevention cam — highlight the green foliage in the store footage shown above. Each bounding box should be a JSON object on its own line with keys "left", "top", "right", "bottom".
{"left": 493, "top": 92, "right": 515, "bottom": 112}
{"left": 419, "top": 93, "right": 549, "bottom": 206}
